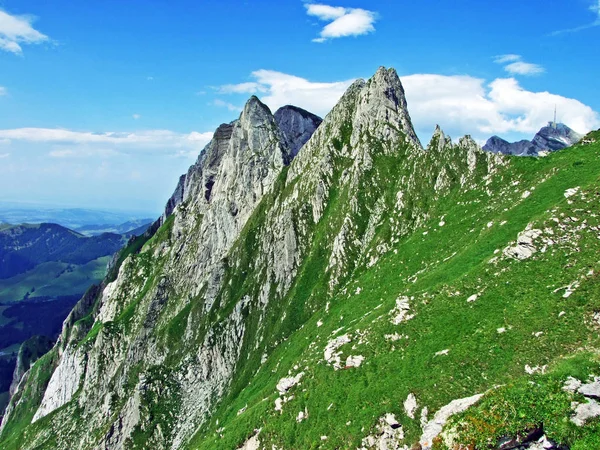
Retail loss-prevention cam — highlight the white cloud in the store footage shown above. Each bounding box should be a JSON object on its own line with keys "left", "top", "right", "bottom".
{"left": 132, "top": 114, "right": 141, "bottom": 120}
{"left": 305, "top": 4, "right": 347, "bottom": 21}
{"left": 305, "top": 3, "right": 377, "bottom": 42}
{"left": 221, "top": 69, "right": 598, "bottom": 141}
{"left": 494, "top": 55, "right": 544, "bottom": 76}
{"left": 0, "top": 128, "right": 214, "bottom": 157}
{"left": 0, "top": 9, "right": 49, "bottom": 54}
{"left": 218, "top": 70, "right": 355, "bottom": 117}
{"left": 0, "top": 87, "right": 6, "bottom": 96}
{"left": 552, "top": 0, "right": 600, "bottom": 35}
{"left": 187, "top": 131, "right": 214, "bottom": 143}
{"left": 0, "top": 153, "right": 9, "bottom": 158}
{"left": 494, "top": 54, "right": 521, "bottom": 64}
{"left": 213, "top": 99, "right": 243, "bottom": 112}
{"left": 402, "top": 74, "right": 599, "bottom": 138}
{"left": 504, "top": 61, "right": 545, "bottom": 76}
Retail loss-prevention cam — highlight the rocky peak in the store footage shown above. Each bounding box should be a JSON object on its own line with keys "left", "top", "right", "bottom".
{"left": 349, "top": 67, "right": 422, "bottom": 150}
{"left": 532, "top": 123, "right": 583, "bottom": 152}
{"left": 483, "top": 122, "right": 582, "bottom": 156}
{"left": 427, "top": 125, "right": 452, "bottom": 152}
{"left": 240, "top": 95, "right": 273, "bottom": 127}
{"left": 161, "top": 99, "right": 321, "bottom": 222}
{"left": 274, "top": 105, "right": 322, "bottom": 160}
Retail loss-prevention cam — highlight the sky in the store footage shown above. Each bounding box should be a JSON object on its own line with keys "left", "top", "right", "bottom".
{"left": 0, "top": 0, "right": 599, "bottom": 215}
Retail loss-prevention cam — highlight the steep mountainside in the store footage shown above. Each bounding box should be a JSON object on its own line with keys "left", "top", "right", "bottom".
{"left": 483, "top": 123, "right": 583, "bottom": 156}
{"left": 2, "top": 69, "right": 600, "bottom": 450}
{"left": 0, "top": 224, "right": 127, "bottom": 417}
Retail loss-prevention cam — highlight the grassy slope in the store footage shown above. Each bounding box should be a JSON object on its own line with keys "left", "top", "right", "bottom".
{"left": 0, "top": 223, "right": 165, "bottom": 449}
{"left": 3, "top": 129, "right": 600, "bottom": 449}
{"left": 0, "top": 256, "right": 111, "bottom": 303}
{"left": 188, "top": 136, "right": 600, "bottom": 449}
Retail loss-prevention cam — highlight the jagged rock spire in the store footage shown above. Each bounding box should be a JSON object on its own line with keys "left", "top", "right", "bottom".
{"left": 427, "top": 125, "right": 452, "bottom": 152}
{"left": 353, "top": 66, "right": 422, "bottom": 150}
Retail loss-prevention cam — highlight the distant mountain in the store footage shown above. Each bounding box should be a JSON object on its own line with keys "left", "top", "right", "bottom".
{"left": 0, "top": 205, "right": 157, "bottom": 230}
{"left": 483, "top": 123, "right": 583, "bottom": 156}
{"left": 73, "top": 219, "right": 154, "bottom": 237}
{"left": 0, "top": 223, "right": 126, "bottom": 279}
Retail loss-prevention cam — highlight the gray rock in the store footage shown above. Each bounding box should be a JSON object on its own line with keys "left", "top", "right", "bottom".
{"left": 274, "top": 105, "right": 322, "bottom": 161}
{"left": 162, "top": 173, "right": 186, "bottom": 222}
{"left": 420, "top": 393, "right": 483, "bottom": 450}
{"left": 404, "top": 393, "right": 418, "bottom": 419}
{"left": 571, "top": 398, "right": 600, "bottom": 426}
{"left": 578, "top": 378, "right": 600, "bottom": 399}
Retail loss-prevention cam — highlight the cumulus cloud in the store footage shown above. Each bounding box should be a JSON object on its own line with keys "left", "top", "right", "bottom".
{"left": 218, "top": 70, "right": 355, "bottom": 117}
{"left": 552, "top": 0, "right": 600, "bottom": 35}
{"left": 0, "top": 128, "right": 214, "bottom": 157}
{"left": 494, "top": 55, "right": 545, "bottom": 76}
{"left": 0, "top": 8, "right": 49, "bottom": 54}
{"left": 220, "top": 69, "right": 599, "bottom": 141}
{"left": 305, "top": 3, "right": 377, "bottom": 42}
{"left": 402, "top": 74, "right": 599, "bottom": 138}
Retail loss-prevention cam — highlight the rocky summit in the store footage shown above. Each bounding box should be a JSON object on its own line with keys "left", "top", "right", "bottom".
{"left": 2, "top": 67, "right": 600, "bottom": 450}
{"left": 483, "top": 122, "right": 583, "bottom": 156}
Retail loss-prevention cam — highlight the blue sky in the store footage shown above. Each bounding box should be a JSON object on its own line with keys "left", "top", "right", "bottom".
{"left": 0, "top": 0, "right": 599, "bottom": 215}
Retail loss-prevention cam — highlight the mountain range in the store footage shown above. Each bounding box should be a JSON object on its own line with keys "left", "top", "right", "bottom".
{"left": 1, "top": 67, "right": 600, "bottom": 450}
{"left": 0, "top": 205, "right": 155, "bottom": 232}
{"left": 483, "top": 122, "right": 583, "bottom": 156}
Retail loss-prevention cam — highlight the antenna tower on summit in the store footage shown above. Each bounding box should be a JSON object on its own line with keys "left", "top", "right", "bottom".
{"left": 553, "top": 105, "right": 557, "bottom": 129}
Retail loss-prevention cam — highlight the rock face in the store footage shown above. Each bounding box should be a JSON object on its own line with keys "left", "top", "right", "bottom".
{"left": 8, "top": 336, "right": 53, "bottom": 398}
{"left": 483, "top": 123, "right": 582, "bottom": 156}
{"left": 162, "top": 174, "right": 186, "bottom": 223}
{"left": 274, "top": 105, "right": 322, "bottom": 160}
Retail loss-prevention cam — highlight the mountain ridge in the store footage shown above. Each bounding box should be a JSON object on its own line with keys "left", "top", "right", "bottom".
{"left": 2, "top": 68, "right": 600, "bottom": 450}
{"left": 483, "top": 122, "right": 583, "bottom": 156}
